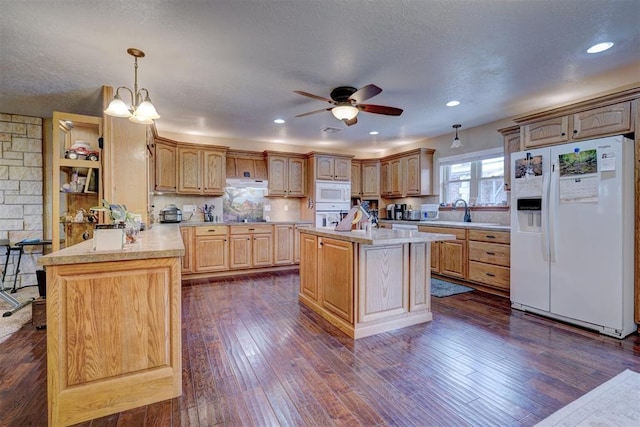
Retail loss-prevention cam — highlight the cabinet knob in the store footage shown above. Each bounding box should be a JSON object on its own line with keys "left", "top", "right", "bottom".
{"left": 561, "top": 132, "right": 566, "bottom": 136}
{"left": 486, "top": 272, "right": 496, "bottom": 277}
{"left": 573, "top": 129, "right": 578, "bottom": 134}
{"left": 486, "top": 251, "right": 496, "bottom": 256}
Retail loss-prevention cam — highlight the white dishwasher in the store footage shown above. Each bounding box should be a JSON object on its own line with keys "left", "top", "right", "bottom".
{"left": 391, "top": 223, "right": 419, "bottom": 231}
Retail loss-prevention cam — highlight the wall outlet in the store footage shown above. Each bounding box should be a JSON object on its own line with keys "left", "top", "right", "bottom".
{"left": 183, "top": 204, "right": 195, "bottom": 213}
{"left": 284, "top": 204, "right": 289, "bottom": 212}
{"left": 264, "top": 205, "right": 271, "bottom": 212}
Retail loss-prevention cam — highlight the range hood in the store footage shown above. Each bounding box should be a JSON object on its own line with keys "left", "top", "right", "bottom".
{"left": 225, "top": 178, "right": 268, "bottom": 189}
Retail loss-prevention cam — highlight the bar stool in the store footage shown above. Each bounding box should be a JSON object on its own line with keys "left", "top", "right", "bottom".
{"left": 1, "top": 239, "right": 52, "bottom": 317}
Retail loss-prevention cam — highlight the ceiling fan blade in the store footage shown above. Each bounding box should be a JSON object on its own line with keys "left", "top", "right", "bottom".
{"left": 349, "top": 84, "right": 382, "bottom": 103}
{"left": 295, "top": 107, "right": 332, "bottom": 118}
{"left": 294, "top": 90, "right": 335, "bottom": 104}
{"left": 359, "top": 104, "right": 403, "bottom": 116}
{"left": 344, "top": 116, "right": 358, "bottom": 126}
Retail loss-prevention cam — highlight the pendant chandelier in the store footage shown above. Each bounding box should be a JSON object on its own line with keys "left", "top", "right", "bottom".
{"left": 451, "top": 124, "right": 462, "bottom": 148}
{"left": 104, "top": 48, "right": 160, "bottom": 125}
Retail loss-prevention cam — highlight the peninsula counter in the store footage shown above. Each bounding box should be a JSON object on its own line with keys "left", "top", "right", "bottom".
{"left": 38, "top": 225, "right": 184, "bottom": 426}
{"left": 299, "top": 227, "right": 456, "bottom": 339}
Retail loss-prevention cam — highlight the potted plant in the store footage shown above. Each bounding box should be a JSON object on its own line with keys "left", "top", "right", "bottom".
{"left": 90, "top": 200, "right": 140, "bottom": 245}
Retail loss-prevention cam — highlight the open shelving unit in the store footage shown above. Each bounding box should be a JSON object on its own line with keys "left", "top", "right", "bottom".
{"left": 52, "top": 112, "right": 103, "bottom": 252}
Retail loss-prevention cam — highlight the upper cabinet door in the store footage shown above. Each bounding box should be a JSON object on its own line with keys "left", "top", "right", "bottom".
{"left": 333, "top": 157, "right": 351, "bottom": 181}
{"left": 267, "top": 155, "right": 288, "bottom": 196}
{"left": 572, "top": 102, "right": 632, "bottom": 140}
{"left": 203, "top": 149, "right": 225, "bottom": 195}
{"left": 522, "top": 116, "right": 570, "bottom": 148}
{"left": 361, "top": 161, "right": 380, "bottom": 198}
{"left": 177, "top": 147, "right": 202, "bottom": 193}
{"left": 316, "top": 156, "right": 335, "bottom": 180}
{"left": 351, "top": 161, "right": 362, "bottom": 196}
{"left": 287, "top": 157, "right": 306, "bottom": 197}
{"left": 155, "top": 140, "right": 177, "bottom": 192}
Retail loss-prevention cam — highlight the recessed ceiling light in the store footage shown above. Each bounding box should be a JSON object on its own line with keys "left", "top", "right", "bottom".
{"left": 273, "top": 118, "right": 285, "bottom": 124}
{"left": 446, "top": 100, "right": 460, "bottom": 107}
{"left": 587, "top": 42, "right": 614, "bottom": 54}
{"left": 369, "top": 131, "right": 379, "bottom": 135}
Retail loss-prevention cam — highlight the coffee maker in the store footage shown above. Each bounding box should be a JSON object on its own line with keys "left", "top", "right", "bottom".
{"left": 386, "top": 204, "right": 395, "bottom": 220}
{"left": 395, "top": 204, "right": 406, "bottom": 220}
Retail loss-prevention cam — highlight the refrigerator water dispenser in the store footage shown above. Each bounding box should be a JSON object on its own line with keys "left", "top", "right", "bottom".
{"left": 516, "top": 198, "right": 542, "bottom": 232}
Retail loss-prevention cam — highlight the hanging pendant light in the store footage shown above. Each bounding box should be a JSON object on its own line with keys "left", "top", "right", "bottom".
{"left": 104, "top": 48, "right": 160, "bottom": 124}
{"left": 451, "top": 124, "right": 462, "bottom": 148}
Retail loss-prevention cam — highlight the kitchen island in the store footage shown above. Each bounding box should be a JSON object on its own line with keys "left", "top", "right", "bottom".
{"left": 299, "top": 227, "right": 456, "bottom": 339}
{"left": 38, "top": 225, "right": 184, "bottom": 426}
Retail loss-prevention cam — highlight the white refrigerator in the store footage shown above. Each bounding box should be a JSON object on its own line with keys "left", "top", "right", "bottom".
{"left": 510, "top": 135, "right": 636, "bottom": 338}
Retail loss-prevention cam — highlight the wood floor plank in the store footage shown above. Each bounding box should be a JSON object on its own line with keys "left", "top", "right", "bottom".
{"left": 3, "top": 270, "right": 640, "bottom": 426}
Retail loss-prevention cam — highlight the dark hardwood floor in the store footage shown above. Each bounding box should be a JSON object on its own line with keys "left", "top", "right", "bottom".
{"left": 1, "top": 270, "right": 639, "bottom": 426}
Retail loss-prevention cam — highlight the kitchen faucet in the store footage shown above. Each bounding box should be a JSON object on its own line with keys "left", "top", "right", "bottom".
{"left": 453, "top": 199, "right": 472, "bottom": 222}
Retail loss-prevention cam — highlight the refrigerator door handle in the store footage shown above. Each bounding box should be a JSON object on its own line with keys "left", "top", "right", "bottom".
{"left": 541, "top": 166, "right": 550, "bottom": 261}
{"left": 548, "top": 160, "right": 557, "bottom": 262}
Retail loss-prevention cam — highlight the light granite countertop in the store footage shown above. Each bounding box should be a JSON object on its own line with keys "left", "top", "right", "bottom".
{"left": 301, "top": 227, "right": 456, "bottom": 245}
{"left": 170, "top": 220, "right": 314, "bottom": 227}
{"left": 379, "top": 219, "right": 510, "bottom": 231}
{"left": 38, "top": 224, "right": 185, "bottom": 266}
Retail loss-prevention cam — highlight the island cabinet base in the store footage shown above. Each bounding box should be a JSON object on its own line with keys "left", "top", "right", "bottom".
{"left": 46, "top": 257, "right": 182, "bottom": 426}
{"left": 299, "top": 232, "right": 433, "bottom": 339}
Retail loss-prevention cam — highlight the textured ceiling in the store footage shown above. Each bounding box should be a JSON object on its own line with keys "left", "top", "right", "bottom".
{"left": 1, "top": 0, "right": 639, "bottom": 154}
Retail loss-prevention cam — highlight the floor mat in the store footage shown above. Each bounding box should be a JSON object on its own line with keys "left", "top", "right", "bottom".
{"left": 430, "top": 278, "right": 474, "bottom": 298}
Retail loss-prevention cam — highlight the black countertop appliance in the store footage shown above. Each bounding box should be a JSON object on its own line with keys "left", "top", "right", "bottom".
{"left": 159, "top": 205, "right": 182, "bottom": 223}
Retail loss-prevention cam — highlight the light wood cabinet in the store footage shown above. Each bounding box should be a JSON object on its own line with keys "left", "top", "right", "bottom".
{"left": 361, "top": 160, "right": 381, "bottom": 198}
{"left": 194, "top": 225, "right": 229, "bottom": 272}
{"left": 44, "top": 254, "right": 182, "bottom": 426}
{"left": 380, "top": 148, "right": 435, "bottom": 198}
{"left": 498, "top": 125, "right": 521, "bottom": 192}
{"left": 265, "top": 152, "right": 306, "bottom": 197}
{"left": 419, "top": 226, "right": 467, "bottom": 279}
{"left": 299, "top": 232, "right": 318, "bottom": 301}
{"left": 226, "top": 150, "right": 267, "bottom": 179}
{"left": 380, "top": 161, "right": 391, "bottom": 197}
{"left": 352, "top": 159, "right": 380, "bottom": 198}
{"left": 229, "top": 224, "right": 273, "bottom": 269}
{"left": 294, "top": 223, "right": 313, "bottom": 263}
{"left": 351, "top": 160, "right": 362, "bottom": 197}
{"left": 177, "top": 145, "right": 226, "bottom": 195}
{"left": 154, "top": 139, "right": 177, "bottom": 192}
{"left": 274, "top": 224, "right": 294, "bottom": 265}
{"left": 521, "top": 101, "right": 633, "bottom": 148}
{"left": 522, "top": 116, "right": 570, "bottom": 148}
{"left": 180, "top": 226, "right": 194, "bottom": 274}
{"left": 572, "top": 101, "right": 632, "bottom": 140}
{"left": 467, "top": 229, "right": 510, "bottom": 291}
{"left": 52, "top": 112, "right": 103, "bottom": 252}
{"left": 318, "top": 237, "right": 354, "bottom": 323}
{"left": 315, "top": 155, "right": 351, "bottom": 181}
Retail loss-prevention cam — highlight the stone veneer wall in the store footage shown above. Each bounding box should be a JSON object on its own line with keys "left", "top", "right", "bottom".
{"left": 0, "top": 113, "right": 44, "bottom": 288}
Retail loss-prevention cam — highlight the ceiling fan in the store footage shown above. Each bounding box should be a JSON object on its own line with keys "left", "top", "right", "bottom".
{"left": 294, "top": 84, "right": 403, "bottom": 126}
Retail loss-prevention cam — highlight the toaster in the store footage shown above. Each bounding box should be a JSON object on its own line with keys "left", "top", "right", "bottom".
{"left": 159, "top": 205, "right": 183, "bottom": 223}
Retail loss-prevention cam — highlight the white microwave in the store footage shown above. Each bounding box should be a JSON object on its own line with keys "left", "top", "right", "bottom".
{"left": 315, "top": 180, "right": 351, "bottom": 204}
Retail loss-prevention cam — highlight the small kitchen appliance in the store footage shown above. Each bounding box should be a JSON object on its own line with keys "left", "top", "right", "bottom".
{"left": 395, "top": 204, "right": 406, "bottom": 220}
{"left": 386, "top": 204, "right": 395, "bottom": 220}
{"left": 420, "top": 204, "right": 439, "bottom": 221}
{"left": 159, "top": 205, "right": 182, "bottom": 223}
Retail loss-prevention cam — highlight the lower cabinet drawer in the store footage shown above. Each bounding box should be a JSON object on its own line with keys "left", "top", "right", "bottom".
{"left": 468, "top": 261, "right": 510, "bottom": 290}
{"left": 468, "top": 241, "right": 510, "bottom": 267}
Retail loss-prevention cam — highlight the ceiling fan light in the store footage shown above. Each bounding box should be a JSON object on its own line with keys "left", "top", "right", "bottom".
{"left": 104, "top": 94, "right": 132, "bottom": 118}
{"left": 331, "top": 105, "right": 359, "bottom": 121}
